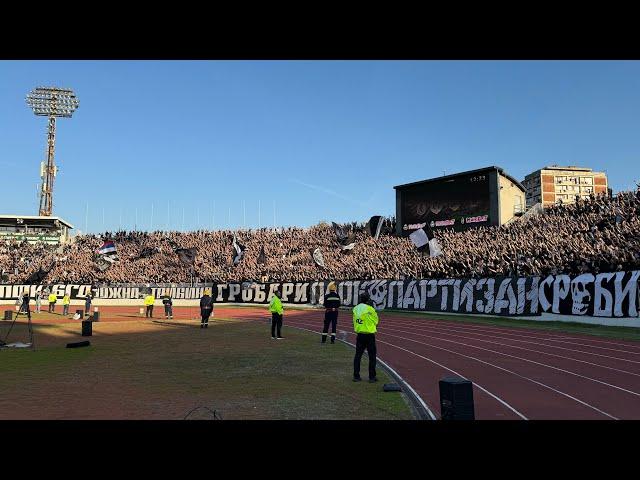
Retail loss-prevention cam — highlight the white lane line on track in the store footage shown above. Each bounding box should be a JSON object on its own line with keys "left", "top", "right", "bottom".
{"left": 285, "top": 319, "right": 528, "bottom": 420}
{"left": 287, "top": 323, "right": 438, "bottom": 420}
{"left": 381, "top": 327, "right": 640, "bottom": 399}
{"left": 379, "top": 321, "right": 640, "bottom": 377}
{"left": 231, "top": 312, "right": 618, "bottom": 419}
{"left": 389, "top": 315, "right": 640, "bottom": 355}
{"left": 385, "top": 317, "right": 640, "bottom": 360}
{"left": 373, "top": 329, "right": 619, "bottom": 420}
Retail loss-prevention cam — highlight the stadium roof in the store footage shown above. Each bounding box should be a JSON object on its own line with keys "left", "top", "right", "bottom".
{"left": 393, "top": 165, "right": 525, "bottom": 192}
{"left": 0, "top": 214, "right": 74, "bottom": 229}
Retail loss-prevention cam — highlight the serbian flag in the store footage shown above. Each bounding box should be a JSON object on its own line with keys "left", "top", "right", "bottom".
{"left": 97, "top": 241, "right": 117, "bottom": 255}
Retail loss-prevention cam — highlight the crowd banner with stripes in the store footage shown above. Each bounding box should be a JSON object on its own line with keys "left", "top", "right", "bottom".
{"left": 1, "top": 270, "right": 638, "bottom": 318}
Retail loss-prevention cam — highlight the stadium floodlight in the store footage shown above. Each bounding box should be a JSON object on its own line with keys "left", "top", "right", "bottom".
{"left": 26, "top": 86, "right": 80, "bottom": 217}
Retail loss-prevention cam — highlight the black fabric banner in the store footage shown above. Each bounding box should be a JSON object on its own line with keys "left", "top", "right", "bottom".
{"left": 1, "top": 271, "right": 638, "bottom": 318}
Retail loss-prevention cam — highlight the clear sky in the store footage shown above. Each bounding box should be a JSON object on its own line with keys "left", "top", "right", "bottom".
{"left": 0, "top": 60, "right": 638, "bottom": 234}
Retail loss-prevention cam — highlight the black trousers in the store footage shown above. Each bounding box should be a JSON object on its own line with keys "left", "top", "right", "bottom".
{"left": 146, "top": 305, "right": 154, "bottom": 318}
{"left": 49, "top": 303, "right": 55, "bottom": 313}
{"left": 353, "top": 333, "right": 377, "bottom": 380}
{"left": 201, "top": 307, "right": 212, "bottom": 324}
{"left": 271, "top": 313, "right": 283, "bottom": 338}
{"left": 164, "top": 304, "right": 173, "bottom": 317}
{"left": 322, "top": 311, "right": 338, "bottom": 343}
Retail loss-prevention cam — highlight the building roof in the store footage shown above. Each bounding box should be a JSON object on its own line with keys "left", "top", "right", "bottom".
{"left": 394, "top": 165, "right": 525, "bottom": 192}
{"left": 540, "top": 165, "right": 593, "bottom": 172}
{"left": 0, "top": 214, "right": 74, "bottom": 229}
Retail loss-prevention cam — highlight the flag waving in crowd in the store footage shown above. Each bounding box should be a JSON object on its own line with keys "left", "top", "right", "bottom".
{"left": 257, "top": 245, "right": 267, "bottom": 265}
{"left": 97, "top": 240, "right": 117, "bottom": 256}
{"left": 175, "top": 248, "right": 197, "bottom": 264}
{"left": 332, "top": 221, "right": 357, "bottom": 252}
{"left": 409, "top": 225, "right": 443, "bottom": 258}
{"left": 311, "top": 248, "right": 325, "bottom": 267}
{"left": 95, "top": 239, "right": 119, "bottom": 271}
{"left": 232, "top": 234, "right": 245, "bottom": 265}
{"left": 366, "top": 216, "right": 385, "bottom": 240}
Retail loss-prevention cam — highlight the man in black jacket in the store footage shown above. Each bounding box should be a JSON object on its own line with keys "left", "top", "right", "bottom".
{"left": 199, "top": 289, "right": 214, "bottom": 329}
{"left": 162, "top": 289, "right": 173, "bottom": 319}
{"left": 322, "top": 282, "right": 341, "bottom": 344}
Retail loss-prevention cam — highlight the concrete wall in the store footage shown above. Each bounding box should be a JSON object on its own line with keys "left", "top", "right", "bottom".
{"left": 498, "top": 174, "right": 525, "bottom": 225}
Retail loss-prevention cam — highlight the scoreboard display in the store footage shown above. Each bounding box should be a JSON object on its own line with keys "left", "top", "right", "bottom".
{"left": 400, "top": 172, "right": 492, "bottom": 233}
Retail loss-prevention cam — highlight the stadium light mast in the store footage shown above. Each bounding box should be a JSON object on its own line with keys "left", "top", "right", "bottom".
{"left": 26, "top": 86, "right": 80, "bottom": 217}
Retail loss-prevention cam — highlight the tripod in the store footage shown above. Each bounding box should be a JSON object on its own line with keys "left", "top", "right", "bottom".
{"left": 1, "top": 305, "right": 35, "bottom": 351}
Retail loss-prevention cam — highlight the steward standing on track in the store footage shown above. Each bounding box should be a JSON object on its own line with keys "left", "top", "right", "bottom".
{"left": 199, "top": 289, "right": 214, "bottom": 328}
{"left": 21, "top": 290, "right": 31, "bottom": 320}
{"left": 162, "top": 289, "right": 174, "bottom": 319}
{"left": 321, "top": 282, "right": 341, "bottom": 344}
{"left": 84, "top": 292, "right": 92, "bottom": 317}
{"left": 352, "top": 293, "right": 379, "bottom": 383}
{"left": 62, "top": 294, "right": 70, "bottom": 316}
{"left": 144, "top": 292, "right": 155, "bottom": 318}
{"left": 269, "top": 288, "right": 284, "bottom": 340}
{"left": 48, "top": 292, "right": 57, "bottom": 313}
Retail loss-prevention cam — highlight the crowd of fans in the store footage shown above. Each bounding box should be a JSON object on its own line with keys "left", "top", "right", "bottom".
{"left": 1, "top": 191, "right": 639, "bottom": 285}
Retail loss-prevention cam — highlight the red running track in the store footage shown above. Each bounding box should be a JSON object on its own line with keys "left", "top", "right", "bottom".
{"left": 219, "top": 307, "right": 640, "bottom": 420}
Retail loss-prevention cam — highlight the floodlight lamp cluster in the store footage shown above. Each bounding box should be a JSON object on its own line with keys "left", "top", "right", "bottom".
{"left": 26, "top": 86, "right": 80, "bottom": 118}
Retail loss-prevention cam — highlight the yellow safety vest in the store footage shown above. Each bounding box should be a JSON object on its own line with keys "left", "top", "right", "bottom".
{"left": 144, "top": 295, "right": 155, "bottom": 306}
{"left": 269, "top": 295, "right": 283, "bottom": 315}
{"left": 48, "top": 294, "right": 57, "bottom": 303}
{"left": 352, "top": 303, "right": 378, "bottom": 334}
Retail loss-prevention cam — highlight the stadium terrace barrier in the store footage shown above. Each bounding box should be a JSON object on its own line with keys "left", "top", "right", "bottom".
{"left": 0, "top": 270, "right": 639, "bottom": 319}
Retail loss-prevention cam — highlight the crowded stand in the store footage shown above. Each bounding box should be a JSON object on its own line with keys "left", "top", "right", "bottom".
{"left": 1, "top": 191, "right": 639, "bottom": 285}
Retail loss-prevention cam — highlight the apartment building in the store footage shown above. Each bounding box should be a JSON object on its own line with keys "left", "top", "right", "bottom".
{"left": 522, "top": 166, "right": 608, "bottom": 208}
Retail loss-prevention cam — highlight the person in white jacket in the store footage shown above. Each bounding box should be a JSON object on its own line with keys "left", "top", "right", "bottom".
{"left": 35, "top": 291, "right": 42, "bottom": 313}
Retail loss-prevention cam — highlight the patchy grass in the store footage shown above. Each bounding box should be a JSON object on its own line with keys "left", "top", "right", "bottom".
{"left": 0, "top": 318, "right": 414, "bottom": 420}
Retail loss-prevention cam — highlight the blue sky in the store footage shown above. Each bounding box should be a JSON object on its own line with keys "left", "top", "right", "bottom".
{"left": 0, "top": 60, "right": 639, "bottom": 233}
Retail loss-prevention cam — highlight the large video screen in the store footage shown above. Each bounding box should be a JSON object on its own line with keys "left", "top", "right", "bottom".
{"left": 401, "top": 172, "right": 491, "bottom": 233}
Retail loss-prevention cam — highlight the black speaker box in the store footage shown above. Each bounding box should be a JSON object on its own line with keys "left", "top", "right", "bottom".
{"left": 439, "top": 376, "right": 475, "bottom": 420}
{"left": 4, "top": 310, "right": 12, "bottom": 321}
{"left": 81, "top": 320, "right": 92, "bottom": 337}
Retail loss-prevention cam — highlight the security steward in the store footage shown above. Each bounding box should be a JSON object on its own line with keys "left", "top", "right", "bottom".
{"left": 62, "top": 294, "right": 71, "bottom": 316}
{"left": 144, "top": 292, "right": 156, "bottom": 318}
{"left": 48, "top": 292, "right": 57, "bottom": 313}
{"left": 352, "top": 293, "right": 379, "bottom": 383}
{"left": 162, "top": 289, "right": 173, "bottom": 319}
{"left": 199, "top": 289, "right": 214, "bottom": 328}
{"left": 321, "top": 282, "right": 341, "bottom": 344}
{"left": 269, "top": 288, "right": 284, "bottom": 339}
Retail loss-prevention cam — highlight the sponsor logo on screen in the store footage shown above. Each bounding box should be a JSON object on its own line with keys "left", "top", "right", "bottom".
{"left": 404, "top": 223, "right": 427, "bottom": 230}
{"left": 431, "top": 219, "right": 455, "bottom": 227}
{"left": 465, "top": 215, "right": 489, "bottom": 224}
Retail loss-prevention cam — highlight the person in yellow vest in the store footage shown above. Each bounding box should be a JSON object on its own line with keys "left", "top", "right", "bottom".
{"left": 269, "top": 287, "right": 284, "bottom": 340}
{"left": 352, "top": 292, "right": 379, "bottom": 383}
{"left": 62, "top": 294, "right": 71, "bottom": 316}
{"left": 144, "top": 292, "right": 155, "bottom": 318}
{"left": 48, "top": 292, "right": 57, "bottom": 313}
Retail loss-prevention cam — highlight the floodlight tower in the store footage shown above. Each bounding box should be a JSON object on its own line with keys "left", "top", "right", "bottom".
{"left": 26, "top": 86, "right": 80, "bottom": 217}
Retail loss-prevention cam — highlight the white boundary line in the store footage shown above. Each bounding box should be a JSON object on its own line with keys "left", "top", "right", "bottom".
{"left": 383, "top": 325, "right": 640, "bottom": 399}
{"left": 383, "top": 321, "right": 640, "bottom": 378}
{"left": 285, "top": 322, "right": 437, "bottom": 420}
{"left": 374, "top": 330, "right": 618, "bottom": 419}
